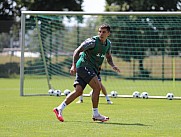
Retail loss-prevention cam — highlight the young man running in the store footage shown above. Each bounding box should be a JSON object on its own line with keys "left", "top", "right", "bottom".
{"left": 53, "top": 24, "right": 120, "bottom": 122}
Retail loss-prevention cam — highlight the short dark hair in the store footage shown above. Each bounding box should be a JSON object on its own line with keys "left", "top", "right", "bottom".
{"left": 99, "top": 24, "right": 111, "bottom": 32}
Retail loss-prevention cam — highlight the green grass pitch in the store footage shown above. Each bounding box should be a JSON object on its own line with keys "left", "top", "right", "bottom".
{"left": 0, "top": 78, "right": 181, "bottom": 137}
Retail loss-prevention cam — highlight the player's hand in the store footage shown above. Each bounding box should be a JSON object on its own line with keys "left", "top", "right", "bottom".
{"left": 70, "top": 65, "right": 76, "bottom": 75}
{"left": 112, "top": 66, "right": 120, "bottom": 73}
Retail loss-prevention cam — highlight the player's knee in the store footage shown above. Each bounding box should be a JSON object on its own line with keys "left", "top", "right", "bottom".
{"left": 77, "top": 90, "right": 83, "bottom": 96}
{"left": 75, "top": 85, "right": 83, "bottom": 96}
{"left": 93, "top": 85, "right": 101, "bottom": 92}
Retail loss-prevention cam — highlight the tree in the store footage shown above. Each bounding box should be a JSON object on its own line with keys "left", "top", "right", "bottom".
{"left": 0, "top": 0, "right": 83, "bottom": 20}
{"left": 27, "top": 0, "right": 83, "bottom": 11}
{"left": 104, "top": 0, "right": 181, "bottom": 78}
{"left": 0, "top": 0, "right": 83, "bottom": 50}
{"left": 0, "top": 0, "right": 83, "bottom": 32}
{"left": 105, "top": 0, "right": 181, "bottom": 11}
{"left": 0, "top": 0, "right": 20, "bottom": 20}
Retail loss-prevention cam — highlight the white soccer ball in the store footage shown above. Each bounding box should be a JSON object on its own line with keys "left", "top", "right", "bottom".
{"left": 111, "top": 91, "right": 118, "bottom": 98}
{"left": 64, "top": 89, "right": 71, "bottom": 96}
{"left": 54, "top": 90, "right": 61, "bottom": 97}
{"left": 132, "top": 91, "right": 140, "bottom": 98}
{"left": 166, "top": 93, "right": 174, "bottom": 100}
{"left": 48, "top": 89, "right": 54, "bottom": 96}
{"left": 140, "top": 92, "right": 148, "bottom": 99}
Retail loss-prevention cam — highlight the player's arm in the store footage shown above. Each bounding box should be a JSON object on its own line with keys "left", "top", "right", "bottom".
{"left": 70, "top": 38, "right": 95, "bottom": 75}
{"left": 72, "top": 46, "right": 84, "bottom": 66}
{"left": 73, "top": 38, "right": 95, "bottom": 65}
{"left": 70, "top": 45, "right": 84, "bottom": 75}
{"left": 105, "top": 52, "right": 120, "bottom": 73}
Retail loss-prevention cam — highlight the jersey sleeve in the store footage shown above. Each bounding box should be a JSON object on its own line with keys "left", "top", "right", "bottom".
{"left": 80, "top": 38, "right": 96, "bottom": 51}
{"left": 106, "top": 40, "right": 112, "bottom": 54}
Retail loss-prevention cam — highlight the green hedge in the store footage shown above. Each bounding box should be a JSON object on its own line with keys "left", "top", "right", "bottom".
{"left": 0, "top": 62, "right": 20, "bottom": 78}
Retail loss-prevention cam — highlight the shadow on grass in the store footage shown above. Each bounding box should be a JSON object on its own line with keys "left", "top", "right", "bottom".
{"left": 97, "top": 122, "right": 151, "bottom": 126}
{"left": 66, "top": 121, "right": 151, "bottom": 126}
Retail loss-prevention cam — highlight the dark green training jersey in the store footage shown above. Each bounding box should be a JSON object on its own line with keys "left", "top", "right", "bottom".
{"left": 76, "top": 36, "right": 111, "bottom": 74}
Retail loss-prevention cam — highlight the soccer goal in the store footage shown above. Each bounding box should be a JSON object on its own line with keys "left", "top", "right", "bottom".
{"left": 20, "top": 11, "right": 181, "bottom": 98}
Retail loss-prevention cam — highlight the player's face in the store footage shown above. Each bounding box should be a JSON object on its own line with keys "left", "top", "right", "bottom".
{"left": 98, "top": 28, "right": 110, "bottom": 43}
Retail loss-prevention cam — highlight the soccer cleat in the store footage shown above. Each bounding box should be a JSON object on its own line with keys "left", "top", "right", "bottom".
{"left": 107, "top": 100, "right": 113, "bottom": 104}
{"left": 53, "top": 108, "right": 64, "bottom": 122}
{"left": 92, "top": 114, "right": 109, "bottom": 122}
{"left": 76, "top": 100, "right": 83, "bottom": 103}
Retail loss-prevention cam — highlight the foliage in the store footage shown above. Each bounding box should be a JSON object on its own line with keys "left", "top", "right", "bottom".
{"left": 0, "top": 0, "right": 83, "bottom": 34}
{"left": 27, "top": 0, "right": 83, "bottom": 11}
{"left": 0, "top": 0, "right": 20, "bottom": 20}
{"left": 105, "top": 0, "right": 181, "bottom": 11}
{"left": 0, "top": 33, "right": 10, "bottom": 51}
{"left": 0, "top": 0, "right": 83, "bottom": 20}
{"left": 104, "top": 0, "right": 181, "bottom": 76}
{"left": 0, "top": 62, "right": 20, "bottom": 78}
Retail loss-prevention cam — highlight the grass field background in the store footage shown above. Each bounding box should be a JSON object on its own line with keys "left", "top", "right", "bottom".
{"left": 22, "top": 76, "right": 181, "bottom": 97}
{"left": 0, "top": 78, "right": 181, "bottom": 137}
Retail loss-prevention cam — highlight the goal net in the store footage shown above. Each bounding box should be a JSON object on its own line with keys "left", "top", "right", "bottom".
{"left": 20, "top": 11, "right": 181, "bottom": 98}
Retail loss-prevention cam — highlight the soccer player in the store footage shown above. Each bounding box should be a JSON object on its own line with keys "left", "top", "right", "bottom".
{"left": 76, "top": 69, "right": 113, "bottom": 104}
{"left": 53, "top": 24, "right": 120, "bottom": 122}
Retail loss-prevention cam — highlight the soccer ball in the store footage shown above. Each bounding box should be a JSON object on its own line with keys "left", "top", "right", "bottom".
{"left": 166, "top": 93, "right": 174, "bottom": 100}
{"left": 111, "top": 91, "right": 118, "bottom": 98}
{"left": 48, "top": 89, "right": 54, "bottom": 96}
{"left": 64, "top": 89, "right": 71, "bottom": 96}
{"left": 54, "top": 90, "right": 61, "bottom": 97}
{"left": 132, "top": 91, "right": 140, "bottom": 98}
{"left": 140, "top": 92, "right": 148, "bottom": 99}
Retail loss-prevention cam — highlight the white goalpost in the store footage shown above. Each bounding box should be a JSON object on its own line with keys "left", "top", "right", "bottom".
{"left": 20, "top": 11, "right": 181, "bottom": 99}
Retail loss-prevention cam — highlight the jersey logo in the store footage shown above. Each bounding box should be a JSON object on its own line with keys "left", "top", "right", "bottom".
{"left": 96, "top": 53, "right": 105, "bottom": 58}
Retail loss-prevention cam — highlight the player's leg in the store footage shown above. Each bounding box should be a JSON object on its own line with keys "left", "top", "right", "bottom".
{"left": 75, "top": 67, "right": 108, "bottom": 121}
{"left": 100, "top": 82, "right": 113, "bottom": 104}
{"left": 53, "top": 68, "right": 86, "bottom": 122}
{"left": 89, "top": 76, "right": 109, "bottom": 122}
{"left": 64, "top": 85, "right": 83, "bottom": 105}
{"left": 97, "top": 73, "right": 113, "bottom": 104}
{"left": 53, "top": 85, "right": 83, "bottom": 122}
{"left": 89, "top": 76, "right": 101, "bottom": 108}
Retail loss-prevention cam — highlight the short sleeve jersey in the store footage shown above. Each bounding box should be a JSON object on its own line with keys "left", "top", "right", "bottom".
{"left": 76, "top": 36, "right": 111, "bottom": 74}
